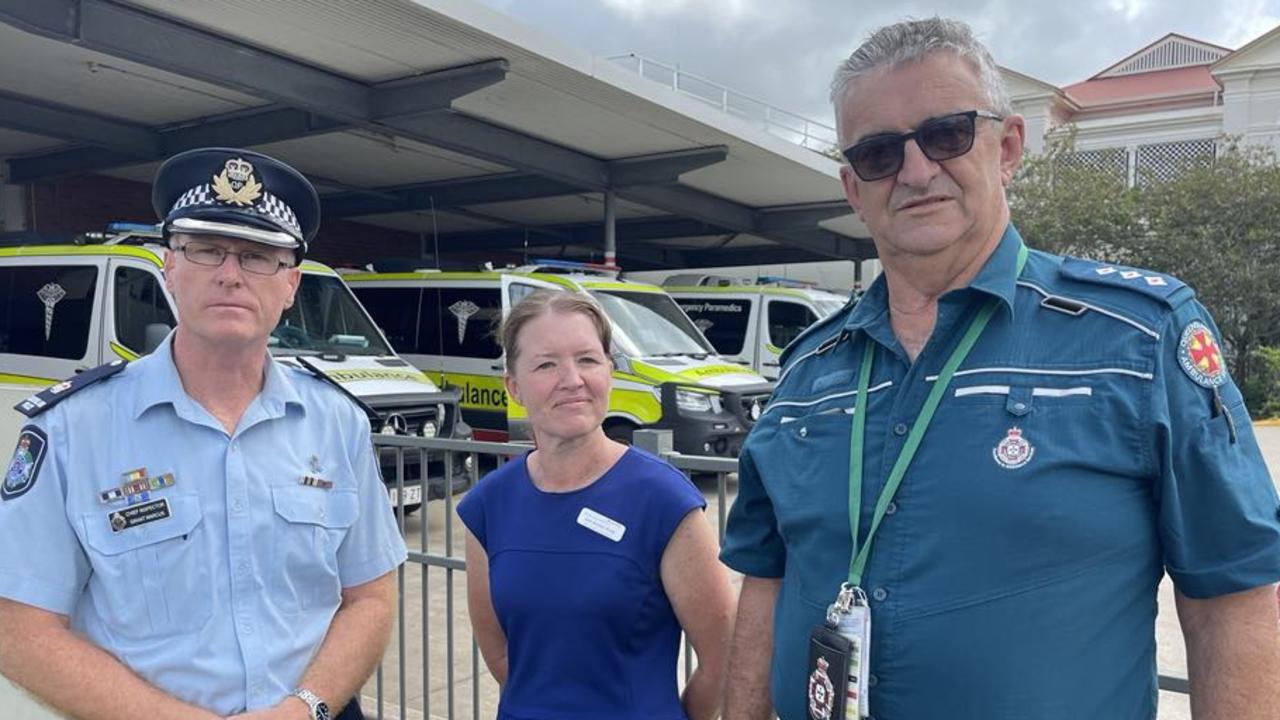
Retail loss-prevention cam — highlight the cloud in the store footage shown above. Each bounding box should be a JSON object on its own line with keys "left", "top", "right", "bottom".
{"left": 475, "top": 0, "right": 1280, "bottom": 124}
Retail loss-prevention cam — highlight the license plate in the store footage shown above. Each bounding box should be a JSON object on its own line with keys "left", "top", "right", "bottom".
{"left": 387, "top": 484, "right": 422, "bottom": 507}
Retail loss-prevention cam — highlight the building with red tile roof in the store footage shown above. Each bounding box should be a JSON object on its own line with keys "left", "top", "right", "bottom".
{"left": 1005, "top": 29, "right": 1280, "bottom": 184}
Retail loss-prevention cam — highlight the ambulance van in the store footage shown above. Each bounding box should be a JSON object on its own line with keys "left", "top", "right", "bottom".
{"left": 664, "top": 275, "right": 851, "bottom": 380}
{"left": 0, "top": 224, "right": 469, "bottom": 509}
{"left": 345, "top": 260, "right": 774, "bottom": 458}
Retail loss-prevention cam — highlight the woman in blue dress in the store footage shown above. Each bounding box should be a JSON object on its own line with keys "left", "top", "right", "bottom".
{"left": 458, "top": 290, "right": 735, "bottom": 720}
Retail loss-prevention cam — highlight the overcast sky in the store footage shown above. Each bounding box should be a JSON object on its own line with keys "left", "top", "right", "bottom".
{"left": 474, "top": 0, "right": 1280, "bottom": 125}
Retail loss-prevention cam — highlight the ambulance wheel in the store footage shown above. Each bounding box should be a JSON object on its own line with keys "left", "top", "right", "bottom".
{"left": 604, "top": 420, "right": 636, "bottom": 445}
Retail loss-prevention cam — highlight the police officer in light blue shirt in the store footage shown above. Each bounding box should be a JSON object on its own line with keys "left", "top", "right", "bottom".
{"left": 720, "top": 18, "right": 1280, "bottom": 720}
{"left": 0, "top": 148, "right": 407, "bottom": 720}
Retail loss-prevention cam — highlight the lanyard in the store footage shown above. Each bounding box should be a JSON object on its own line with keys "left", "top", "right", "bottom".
{"left": 843, "top": 243, "right": 1028, "bottom": 591}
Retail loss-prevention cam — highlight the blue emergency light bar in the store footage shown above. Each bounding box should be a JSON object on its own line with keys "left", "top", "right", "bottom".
{"left": 531, "top": 258, "right": 619, "bottom": 272}
{"left": 756, "top": 275, "right": 816, "bottom": 288}
{"left": 107, "top": 222, "right": 162, "bottom": 234}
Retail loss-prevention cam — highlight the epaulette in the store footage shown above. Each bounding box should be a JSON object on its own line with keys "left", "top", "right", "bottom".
{"left": 291, "top": 356, "right": 381, "bottom": 425}
{"left": 1059, "top": 257, "right": 1191, "bottom": 307}
{"left": 779, "top": 295, "right": 857, "bottom": 367}
{"left": 14, "top": 360, "right": 128, "bottom": 418}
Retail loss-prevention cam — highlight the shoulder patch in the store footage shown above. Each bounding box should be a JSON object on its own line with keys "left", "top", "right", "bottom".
{"left": 3, "top": 426, "right": 48, "bottom": 501}
{"left": 1059, "top": 257, "right": 1188, "bottom": 305}
{"left": 1177, "top": 321, "right": 1228, "bottom": 388}
{"left": 14, "top": 360, "right": 128, "bottom": 418}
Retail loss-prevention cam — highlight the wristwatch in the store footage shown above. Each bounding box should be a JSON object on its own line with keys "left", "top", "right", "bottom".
{"left": 290, "top": 688, "right": 330, "bottom": 720}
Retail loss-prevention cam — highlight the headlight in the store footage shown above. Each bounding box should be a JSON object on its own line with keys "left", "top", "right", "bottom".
{"left": 379, "top": 423, "right": 397, "bottom": 436}
{"left": 675, "top": 388, "right": 714, "bottom": 413}
{"left": 421, "top": 421, "right": 438, "bottom": 438}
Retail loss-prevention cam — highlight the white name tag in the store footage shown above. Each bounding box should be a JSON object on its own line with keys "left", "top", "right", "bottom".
{"left": 577, "top": 507, "right": 626, "bottom": 542}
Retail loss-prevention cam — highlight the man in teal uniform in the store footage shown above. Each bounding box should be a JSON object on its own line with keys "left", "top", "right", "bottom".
{"left": 720, "top": 17, "right": 1280, "bottom": 720}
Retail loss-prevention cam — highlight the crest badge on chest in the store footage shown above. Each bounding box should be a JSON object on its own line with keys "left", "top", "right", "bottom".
{"left": 993, "top": 426, "right": 1035, "bottom": 470}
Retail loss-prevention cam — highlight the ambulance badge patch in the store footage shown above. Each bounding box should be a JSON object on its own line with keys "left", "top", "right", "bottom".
{"left": 807, "top": 656, "right": 835, "bottom": 720}
{"left": 3, "top": 426, "right": 47, "bottom": 501}
{"left": 1178, "top": 321, "right": 1227, "bottom": 388}
{"left": 993, "top": 426, "right": 1034, "bottom": 469}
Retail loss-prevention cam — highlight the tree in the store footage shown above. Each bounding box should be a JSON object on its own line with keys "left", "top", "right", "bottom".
{"left": 1008, "top": 132, "right": 1280, "bottom": 398}
{"left": 1008, "top": 129, "right": 1145, "bottom": 260}
{"left": 1133, "top": 142, "right": 1280, "bottom": 391}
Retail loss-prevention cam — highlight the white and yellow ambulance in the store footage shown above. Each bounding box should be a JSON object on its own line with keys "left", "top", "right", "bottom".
{"left": 345, "top": 260, "right": 774, "bottom": 458}
{"left": 664, "top": 275, "right": 851, "bottom": 380}
{"left": 0, "top": 224, "right": 469, "bottom": 508}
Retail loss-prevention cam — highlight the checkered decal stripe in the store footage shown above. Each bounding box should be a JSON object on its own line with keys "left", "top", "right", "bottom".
{"left": 168, "top": 183, "right": 302, "bottom": 239}
{"left": 255, "top": 192, "right": 301, "bottom": 238}
{"left": 171, "top": 184, "right": 213, "bottom": 212}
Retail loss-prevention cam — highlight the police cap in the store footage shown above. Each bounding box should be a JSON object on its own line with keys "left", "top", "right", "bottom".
{"left": 152, "top": 147, "right": 320, "bottom": 256}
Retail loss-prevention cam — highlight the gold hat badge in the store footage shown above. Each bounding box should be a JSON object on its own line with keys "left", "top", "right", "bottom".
{"left": 211, "top": 157, "right": 263, "bottom": 206}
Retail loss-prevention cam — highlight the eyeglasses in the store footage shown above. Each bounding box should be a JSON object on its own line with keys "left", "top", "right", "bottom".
{"left": 841, "top": 110, "right": 1004, "bottom": 181}
{"left": 176, "top": 240, "right": 293, "bottom": 276}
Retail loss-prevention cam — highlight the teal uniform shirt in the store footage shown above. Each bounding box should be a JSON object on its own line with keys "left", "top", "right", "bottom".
{"left": 721, "top": 224, "right": 1280, "bottom": 720}
{"left": 0, "top": 334, "right": 408, "bottom": 715}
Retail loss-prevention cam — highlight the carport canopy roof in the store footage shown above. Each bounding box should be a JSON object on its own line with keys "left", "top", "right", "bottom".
{"left": 0, "top": 0, "right": 871, "bottom": 270}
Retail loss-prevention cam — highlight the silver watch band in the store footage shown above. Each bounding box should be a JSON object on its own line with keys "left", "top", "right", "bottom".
{"left": 290, "top": 688, "right": 324, "bottom": 719}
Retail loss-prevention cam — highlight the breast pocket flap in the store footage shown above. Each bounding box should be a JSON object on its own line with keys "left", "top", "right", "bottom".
{"left": 271, "top": 486, "right": 359, "bottom": 529}
{"left": 82, "top": 495, "right": 203, "bottom": 556}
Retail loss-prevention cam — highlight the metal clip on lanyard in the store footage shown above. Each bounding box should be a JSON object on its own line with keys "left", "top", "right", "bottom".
{"left": 839, "top": 243, "right": 1029, "bottom": 600}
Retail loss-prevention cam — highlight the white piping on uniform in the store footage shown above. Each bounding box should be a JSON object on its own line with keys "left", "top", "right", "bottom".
{"left": 765, "top": 381, "right": 894, "bottom": 414}
{"left": 928, "top": 367, "right": 1153, "bottom": 382}
{"left": 776, "top": 331, "right": 845, "bottom": 386}
{"left": 1033, "top": 386, "right": 1093, "bottom": 398}
{"left": 953, "top": 385, "right": 1094, "bottom": 398}
{"left": 1018, "top": 281, "right": 1160, "bottom": 340}
{"left": 953, "top": 384, "right": 1011, "bottom": 397}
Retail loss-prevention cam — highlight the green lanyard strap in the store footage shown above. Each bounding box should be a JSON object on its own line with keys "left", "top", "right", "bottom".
{"left": 844, "top": 243, "right": 1028, "bottom": 589}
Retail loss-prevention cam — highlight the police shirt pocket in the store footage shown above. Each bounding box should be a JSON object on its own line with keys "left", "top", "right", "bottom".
{"left": 271, "top": 485, "right": 359, "bottom": 612}
{"left": 80, "top": 495, "right": 210, "bottom": 638}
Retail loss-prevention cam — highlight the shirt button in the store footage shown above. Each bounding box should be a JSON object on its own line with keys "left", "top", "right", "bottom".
{"left": 232, "top": 500, "right": 243, "bottom": 512}
{"left": 238, "top": 563, "right": 249, "bottom": 574}
{"left": 319, "top": 508, "right": 326, "bottom": 520}
{"left": 893, "top": 422, "right": 908, "bottom": 436}
{"left": 872, "top": 587, "right": 888, "bottom": 602}
{"left": 1013, "top": 402, "right": 1027, "bottom": 412}
{"left": 799, "top": 426, "right": 808, "bottom": 438}
{"left": 869, "top": 673, "right": 879, "bottom": 687}
{"left": 885, "top": 501, "right": 897, "bottom": 515}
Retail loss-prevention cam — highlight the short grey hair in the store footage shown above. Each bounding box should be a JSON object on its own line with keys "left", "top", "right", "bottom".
{"left": 830, "top": 17, "right": 1012, "bottom": 146}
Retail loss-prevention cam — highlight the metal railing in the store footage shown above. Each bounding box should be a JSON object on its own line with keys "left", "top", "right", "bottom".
{"left": 365, "top": 432, "right": 1189, "bottom": 719}
{"left": 606, "top": 53, "right": 839, "bottom": 155}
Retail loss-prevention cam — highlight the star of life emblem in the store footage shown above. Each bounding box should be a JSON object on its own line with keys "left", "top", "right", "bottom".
{"left": 1177, "top": 320, "right": 1227, "bottom": 388}
{"left": 807, "top": 656, "right": 835, "bottom": 720}
{"left": 693, "top": 318, "right": 713, "bottom": 333}
{"left": 37, "top": 283, "right": 66, "bottom": 341}
{"left": 448, "top": 300, "right": 480, "bottom": 344}
{"left": 210, "top": 157, "right": 263, "bottom": 207}
{"left": 993, "top": 426, "right": 1035, "bottom": 469}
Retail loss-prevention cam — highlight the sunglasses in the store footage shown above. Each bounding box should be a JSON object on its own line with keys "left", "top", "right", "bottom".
{"left": 841, "top": 110, "right": 1004, "bottom": 181}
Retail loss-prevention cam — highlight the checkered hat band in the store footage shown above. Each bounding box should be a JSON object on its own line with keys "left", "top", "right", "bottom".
{"left": 168, "top": 183, "right": 302, "bottom": 239}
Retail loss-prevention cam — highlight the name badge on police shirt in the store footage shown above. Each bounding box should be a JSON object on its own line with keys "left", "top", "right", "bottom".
{"left": 577, "top": 507, "right": 625, "bottom": 542}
